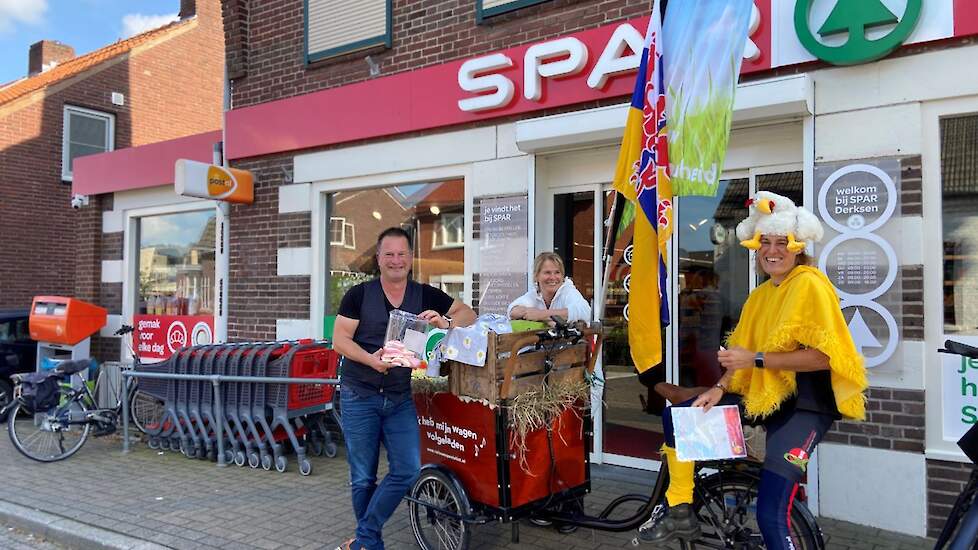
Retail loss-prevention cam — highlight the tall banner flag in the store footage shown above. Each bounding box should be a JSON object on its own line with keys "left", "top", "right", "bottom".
{"left": 664, "top": 0, "right": 754, "bottom": 197}
{"left": 611, "top": 0, "right": 673, "bottom": 373}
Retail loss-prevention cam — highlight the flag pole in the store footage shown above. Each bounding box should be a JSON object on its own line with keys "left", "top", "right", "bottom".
{"left": 595, "top": 0, "right": 668, "bottom": 324}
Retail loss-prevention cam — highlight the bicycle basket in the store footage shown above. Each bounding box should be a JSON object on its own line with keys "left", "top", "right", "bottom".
{"left": 18, "top": 371, "right": 62, "bottom": 412}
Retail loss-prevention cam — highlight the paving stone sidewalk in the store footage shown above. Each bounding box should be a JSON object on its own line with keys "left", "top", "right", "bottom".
{"left": 0, "top": 434, "right": 931, "bottom": 549}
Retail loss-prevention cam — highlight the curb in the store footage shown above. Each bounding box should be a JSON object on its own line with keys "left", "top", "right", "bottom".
{"left": 0, "top": 500, "right": 169, "bottom": 550}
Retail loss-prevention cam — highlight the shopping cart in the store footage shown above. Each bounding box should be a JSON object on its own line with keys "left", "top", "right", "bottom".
{"left": 266, "top": 341, "right": 338, "bottom": 475}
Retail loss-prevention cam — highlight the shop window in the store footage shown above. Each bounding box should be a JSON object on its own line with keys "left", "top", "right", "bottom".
{"left": 324, "top": 180, "right": 465, "bottom": 317}
{"left": 432, "top": 212, "right": 464, "bottom": 249}
{"left": 476, "top": 0, "right": 550, "bottom": 22}
{"left": 329, "top": 217, "right": 356, "bottom": 249}
{"left": 61, "top": 105, "right": 114, "bottom": 181}
{"left": 941, "top": 114, "right": 978, "bottom": 335}
{"left": 306, "top": 0, "right": 391, "bottom": 63}
{"left": 136, "top": 210, "right": 216, "bottom": 316}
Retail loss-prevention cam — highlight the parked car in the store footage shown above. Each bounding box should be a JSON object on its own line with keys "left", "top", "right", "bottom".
{"left": 0, "top": 309, "right": 35, "bottom": 421}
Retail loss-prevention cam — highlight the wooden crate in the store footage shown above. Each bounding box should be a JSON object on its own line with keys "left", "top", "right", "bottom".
{"left": 447, "top": 330, "right": 592, "bottom": 402}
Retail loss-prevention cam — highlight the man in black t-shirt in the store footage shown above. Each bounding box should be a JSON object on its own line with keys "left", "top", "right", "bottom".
{"left": 332, "top": 227, "right": 475, "bottom": 550}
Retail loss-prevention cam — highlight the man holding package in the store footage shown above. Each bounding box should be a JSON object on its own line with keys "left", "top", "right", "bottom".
{"left": 332, "top": 227, "right": 476, "bottom": 550}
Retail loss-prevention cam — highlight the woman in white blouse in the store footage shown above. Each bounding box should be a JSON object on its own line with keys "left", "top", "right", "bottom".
{"left": 507, "top": 252, "right": 591, "bottom": 325}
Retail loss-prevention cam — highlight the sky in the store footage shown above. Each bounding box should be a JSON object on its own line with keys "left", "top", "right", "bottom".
{"left": 0, "top": 0, "right": 182, "bottom": 85}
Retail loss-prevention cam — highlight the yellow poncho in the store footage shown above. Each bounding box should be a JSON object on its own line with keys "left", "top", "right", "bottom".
{"left": 727, "top": 265, "right": 868, "bottom": 420}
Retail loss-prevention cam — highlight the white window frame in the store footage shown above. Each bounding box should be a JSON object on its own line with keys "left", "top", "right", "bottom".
{"left": 329, "top": 216, "right": 356, "bottom": 249}
{"left": 62, "top": 105, "right": 115, "bottom": 181}
{"left": 429, "top": 274, "right": 465, "bottom": 300}
{"left": 432, "top": 212, "right": 465, "bottom": 249}
{"left": 924, "top": 97, "right": 978, "bottom": 463}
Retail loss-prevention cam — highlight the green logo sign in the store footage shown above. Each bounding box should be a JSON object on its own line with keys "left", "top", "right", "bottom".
{"left": 794, "top": 0, "right": 922, "bottom": 66}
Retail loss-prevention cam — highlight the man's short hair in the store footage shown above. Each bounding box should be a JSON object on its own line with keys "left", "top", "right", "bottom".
{"left": 376, "top": 226, "right": 413, "bottom": 250}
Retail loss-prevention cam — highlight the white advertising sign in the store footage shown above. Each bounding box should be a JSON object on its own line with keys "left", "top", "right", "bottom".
{"left": 942, "top": 335, "right": 978, "bottom": 443}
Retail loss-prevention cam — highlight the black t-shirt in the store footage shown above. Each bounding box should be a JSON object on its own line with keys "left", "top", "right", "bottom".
{"left": 338, "top": 282, "right": 455, "bottom": 329}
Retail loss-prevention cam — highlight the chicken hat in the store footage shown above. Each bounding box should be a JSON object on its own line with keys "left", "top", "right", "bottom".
{"left": 735, "top": 191, "right": 824, "bottom": 253}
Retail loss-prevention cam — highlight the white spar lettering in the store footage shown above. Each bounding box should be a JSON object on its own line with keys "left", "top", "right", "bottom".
{"left": 457, "top": 23, "right": 643, "bottom": 113}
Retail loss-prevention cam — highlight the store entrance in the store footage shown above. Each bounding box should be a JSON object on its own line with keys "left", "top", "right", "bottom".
{"left": 547, "top": 169, "right": 803, "bottom": 468}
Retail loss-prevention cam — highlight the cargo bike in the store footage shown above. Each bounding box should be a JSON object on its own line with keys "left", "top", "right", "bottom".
{"left": 405, "top": 320, "right": 824, "bottom": 550}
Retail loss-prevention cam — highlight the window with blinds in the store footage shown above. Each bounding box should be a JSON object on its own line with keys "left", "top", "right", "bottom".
{"left": 477, "top": 0, "right": 551, "bottom": 22}
{"left": 306, "top": 0, "right": 391, "bottom": 62}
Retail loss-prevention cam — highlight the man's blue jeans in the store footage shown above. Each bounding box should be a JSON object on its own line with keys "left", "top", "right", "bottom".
{"left": 341, "top": 387, "right": 421, "bottom": 550}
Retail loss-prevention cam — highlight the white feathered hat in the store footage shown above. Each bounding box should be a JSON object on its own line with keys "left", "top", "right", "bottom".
{"left": 735, "top": 191, "right": 824, "bottom": 253}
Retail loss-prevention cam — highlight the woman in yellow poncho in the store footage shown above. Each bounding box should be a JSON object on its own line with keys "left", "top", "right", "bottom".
{"left": 639, "top": 191, "right": 868, "bottom": 549}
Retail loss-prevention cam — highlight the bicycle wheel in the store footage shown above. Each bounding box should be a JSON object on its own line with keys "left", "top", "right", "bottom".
{"left": 410, "top": 469, "right": 472, "bottom": 550}
{"left": 695, "top": 470, "right": 823, "bottom": 549}
{"left": 7, "top": 401, "right": 91, "bottom": 462}
{"left": 129, "top": 389, "right": 166, "bottom": 434}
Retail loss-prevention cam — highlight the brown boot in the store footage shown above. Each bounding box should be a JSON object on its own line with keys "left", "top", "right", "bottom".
{"left": 654, "top": 382, "right": 709, "bottom": 404}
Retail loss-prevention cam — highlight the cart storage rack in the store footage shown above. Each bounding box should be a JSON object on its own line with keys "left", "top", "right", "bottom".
{"left": 134, "top": 340, "right": 338, "bottom": 473}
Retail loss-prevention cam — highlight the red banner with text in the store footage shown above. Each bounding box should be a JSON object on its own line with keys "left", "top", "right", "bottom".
{"left": 133, "top": 315, "right": 215, "bottom": 362}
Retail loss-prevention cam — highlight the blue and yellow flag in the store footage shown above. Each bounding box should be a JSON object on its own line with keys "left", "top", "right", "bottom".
{"left": 612, "top": 0, "right": 673, "bottom": 373}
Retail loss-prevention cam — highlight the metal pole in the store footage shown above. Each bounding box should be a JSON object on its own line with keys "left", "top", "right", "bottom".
{"left": 212, "top": 377, "right": 226, "bottom": 467}
{"left": 122, "top": 371, "right": 131, "bottom": 454}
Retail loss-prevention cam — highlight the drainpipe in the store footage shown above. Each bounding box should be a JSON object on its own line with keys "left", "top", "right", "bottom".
{"left": 214, "top": 66, "right": 232, "bottom": 343}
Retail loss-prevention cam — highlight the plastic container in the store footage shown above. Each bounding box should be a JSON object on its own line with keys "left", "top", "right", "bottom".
{"left": 385, "top": 309, "right": 430, "bottom": 358}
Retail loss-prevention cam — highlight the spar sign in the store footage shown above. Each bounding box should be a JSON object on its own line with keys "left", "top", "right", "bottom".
{"left": 134, "top": 315, "right": 214, "bottom": 362}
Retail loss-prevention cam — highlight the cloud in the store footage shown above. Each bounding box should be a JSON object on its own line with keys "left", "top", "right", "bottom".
{"left": 121, "top": 12, "right": 178, "bottom": 38}
{"left": 0, "top": 0, "right": 48, "bottom": 34}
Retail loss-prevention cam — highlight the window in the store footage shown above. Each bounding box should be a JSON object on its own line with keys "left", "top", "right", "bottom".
{"left": 330, "top": 217, "right": 356, "bottom": 248}
{"left": 942, "top": 114, "right": 978, "bottom": 335}
{"left": 62, "top": 105, "right": 114, "bottom": 181}
{"left": 324, "top": 180, "right": 465, "bottom": 316}
{"left": 433, "top": 213, "right": 464, "bottom": 249}
{"left": 306, "top": 0, "right": 391, "bottom": 63}
{"left": 476, "top": 0, "right": 550, "bottom": 22}
{"left": 137, "top": 210, "right": 216, "bottom": 316}
{"left": 430, "top": 275, "right": 465, "bottom": 302}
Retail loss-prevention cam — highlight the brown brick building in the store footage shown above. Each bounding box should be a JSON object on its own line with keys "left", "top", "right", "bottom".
{"left": 0, "top": 0, "right": 224, "bottom": 328}
{"left": 70, "top": 0, "right": 978, "bottom": 538}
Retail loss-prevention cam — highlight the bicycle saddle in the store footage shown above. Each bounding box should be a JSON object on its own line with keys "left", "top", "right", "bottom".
{"left": 943, "top": 340, "right": 978, "bottom": 359}
{"left": 54, "top": 359, "right": 94, "bottom": 376}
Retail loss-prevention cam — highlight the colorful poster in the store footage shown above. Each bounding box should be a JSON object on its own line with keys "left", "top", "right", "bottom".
{"left": 664, "top": 0, "right": 754, "bottom": 196}
{"left": 672, "top": 405, "right": 748, "bottom": 461}
{"left": 134, "top": 315, "right": 214, "bottom": 362}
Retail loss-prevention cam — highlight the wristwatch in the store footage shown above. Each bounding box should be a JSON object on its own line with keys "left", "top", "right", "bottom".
{"left": 754, "top": 352, "right": 765, "bottom": 368}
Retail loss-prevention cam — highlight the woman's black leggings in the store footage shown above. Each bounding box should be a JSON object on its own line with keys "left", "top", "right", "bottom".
{"left": 662, "top": 397, "right": 834, "bottom": 549}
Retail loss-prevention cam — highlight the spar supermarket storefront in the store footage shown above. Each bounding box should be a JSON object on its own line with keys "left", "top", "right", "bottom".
{"left": 75, "top": 1, "right": 978, "bottom": 537}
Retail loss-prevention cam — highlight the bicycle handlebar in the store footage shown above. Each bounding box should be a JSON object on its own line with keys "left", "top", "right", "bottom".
{"left": 941, "top": 340, "right": 978, "bottom": 360}
{"left": 114, "top": 324, "right": 134, "bottom": 336}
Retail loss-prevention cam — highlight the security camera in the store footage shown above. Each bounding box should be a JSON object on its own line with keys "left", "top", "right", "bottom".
{"left": 71, "top": 194, "right": 89, "bottom": 209}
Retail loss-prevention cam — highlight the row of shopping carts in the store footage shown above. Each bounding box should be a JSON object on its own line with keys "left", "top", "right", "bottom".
{"left": 134, "top": 340, "right": 339, "bottom": 475}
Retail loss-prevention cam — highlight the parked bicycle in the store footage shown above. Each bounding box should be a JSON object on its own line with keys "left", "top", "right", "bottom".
{"left": 3, "top": 325, "right": 165, "bottom": 462}
{"left": 933, "top": 339, "right": 978, "bottom": 550}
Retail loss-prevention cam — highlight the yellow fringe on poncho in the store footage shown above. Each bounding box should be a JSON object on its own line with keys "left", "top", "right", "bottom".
{"left": 727, "top": 266, "right": 868, "bottom": 420}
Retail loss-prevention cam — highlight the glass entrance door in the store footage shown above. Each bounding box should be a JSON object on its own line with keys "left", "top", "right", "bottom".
{"left": 674, "top": 179, "right": 750, "bottom": 392}
{"left": 549, "top": 173, "right": 795, "bottom": 467}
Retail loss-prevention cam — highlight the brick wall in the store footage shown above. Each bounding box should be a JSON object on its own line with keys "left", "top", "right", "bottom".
{"left": 227, "top": 154, "right": 310, "bottom": 342}
{"left": 927, "top": 459, "right": 973, "bottom": 538}
{"left": 0, "top": 0, "right": 224, "bottom": 311}
{"left": 823, "top": 388, "right": 925, "bottom": 452}
{"left": 225, "top": 0, "right": 651, "bottom": 112}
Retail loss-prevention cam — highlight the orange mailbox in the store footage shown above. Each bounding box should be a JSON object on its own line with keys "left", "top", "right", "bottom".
{"left": 29, "top": 296, "right": 107, "bottom": 345}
